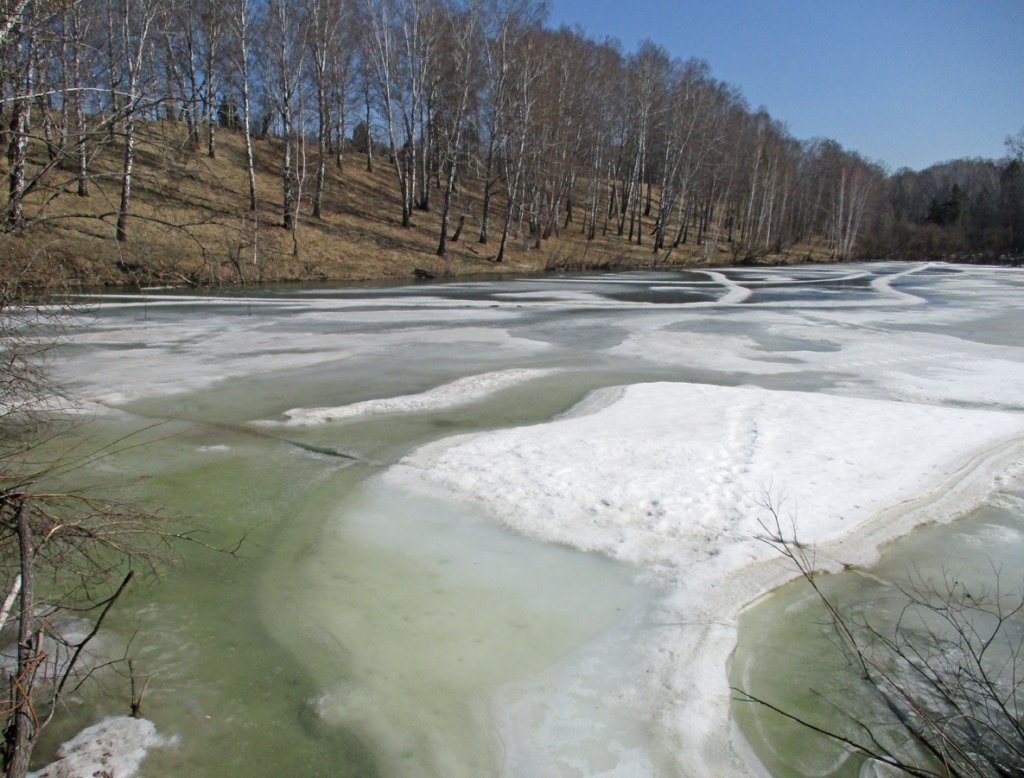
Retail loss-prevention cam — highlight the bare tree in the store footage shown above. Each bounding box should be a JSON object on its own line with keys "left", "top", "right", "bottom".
{"left": 0, "top": 289, "right": 167, "bottom": 778}
{"left": 65, "top": 3, "right": 90, "bottom": 197}
{"left": 4, "top": 0, "right": 36, "bottom": 231}
{"left": 1006, "top": 127, "right": 1024, "bottom": 163}
{"left": 225, "top": 0, "right": 258, "bottom": 212}
{"left": 358, "top": 53, "right": 374, "bottom": 172}
{"left": 161, "top": 0, "right": 203, "bottom": 147}
{"left": 735, "top": 496, "right": 1024, "bottom": 778}
{"left": 264, "top": 0, "right": 305, "bottom": 231}
{"left": 199, "top": 0, "right": 224, "bottom": 159}
{"left": 362, "top": 0, "right": 438, "bottom": 228}
{"left": 472, "top": 0, "right": 544, "bottom": 246}
{"left": 0, "top": 280, "right": 248, "bottom": 777}
{"left": 434, "top": 0, "right": 480, "bottom": 257}
{"left": 813, "top": 141, "right": 879, "bottom": 260}
{"left": 493, "top": 21, "right": 541, "bottom": 262}
{"left": 304, "top": 0, "right": 339, "bottom": 219}
{"left": 0, "top": 1, "right": 31, "bottom": 48}
{"left": 113, "top": 0, "right": 157, "bottom": 243}
{"left": 0, "top": 0, "right": 990, "bottom": 268}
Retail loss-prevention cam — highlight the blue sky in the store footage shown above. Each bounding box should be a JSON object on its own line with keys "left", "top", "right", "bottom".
{"left": 546, "top": 0, "right": 1024, "bottom": 172}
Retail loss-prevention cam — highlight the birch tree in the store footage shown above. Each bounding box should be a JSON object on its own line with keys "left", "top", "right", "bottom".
{"left": 304, "top": 0, "right": 339, "bottom": 218}
{"left": 113, "top": 0, "right": 156, "bottom": 244}
{"left": 472, "top": 0, "right": 544, "bottom": 245}
{"left": 161, "top": 0, "right": 203, "bottom": 147}
{"left": 806, "top": 140, "right": 880, "bottom": 259}
{"left": 362, "top": 0, "right": 438, "bottom": 228}
{"left": 434, "top": 0, "right": 480, "bottom": 257}
{"left": 200, "top": 0, "right": 224, "bottom": 159}
{"left": 4, "top": 0, "right": 34, "bottom": 231}
{"left": 226, "top": 0, "right": 258, "bottom": 211}
{"left": 264, "top": 0, "right": 305, "bottom": 231}
{"left": 65, "top": 2, "right": 91, "bottom": 197}
{"left": 0, "top": 0, "right": 30, "bottom": 48}
{"left": 494, "top": 22, "right": 541, "bottom": 262}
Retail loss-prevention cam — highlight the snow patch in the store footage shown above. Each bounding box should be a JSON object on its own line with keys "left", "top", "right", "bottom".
{"left": 29, "top": 717, "right": 172, "bottom": 778}
{"left": 274, "top": 369, "right": 561, "bottom": 425}
{"left": 388, "top": 383, "right": 1024, "bottom": 574}
{"left": 385, "top": 381, "right": 1024, "bottom": 776}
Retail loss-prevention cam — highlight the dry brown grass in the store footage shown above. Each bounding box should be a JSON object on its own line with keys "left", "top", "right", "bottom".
{"left": 0, "top": 120, "right": 831, "bottom": 289}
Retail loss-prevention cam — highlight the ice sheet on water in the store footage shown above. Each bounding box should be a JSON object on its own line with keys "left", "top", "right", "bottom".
{"left": 385, "top": 379, "right": 1024, "bottom": 776}
{"left": 45, "top": 262, "right": 1024, "bottom": 777}
{"left": 53, "top": 316, "right": 554, "bottom": 407}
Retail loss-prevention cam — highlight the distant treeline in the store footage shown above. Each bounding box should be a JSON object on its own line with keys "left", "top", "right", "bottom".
{"left": 865, "top": 156, "right": 1024, "bottom": 261}
{"left": 1, "top": 0, "right": 1021, "bottom": 265}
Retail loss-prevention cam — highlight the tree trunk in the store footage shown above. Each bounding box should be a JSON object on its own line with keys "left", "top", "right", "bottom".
{"left": 70, "top": 8, "right": 88, "bottom": 197}
{"left": 436, "top": 159, "right": 457, "bottom": 256}
{"left": 478, "top": 138, "right": 495, "bottom": 244}
{"left": 116, "top": 113, "right": 136, "bottom": 242}
{"left": 184, "top": 17, "right": 200, "bottom": 148}
{"left": 206, "top": 75, "right": 216, "bottom": 158}
{"left": 496, "top": 153, "right": 523, "bottom": 264}
{"left": 241, "top": 60, "right": 256, "bottom": 211}
{"left": 314, "top": 81, "right": 327, "bottom": 219}
{"left": 363, "top": 82, "right": 373, "bottom": 173}
{"left": 6, "top": 98, "right": 29, "bottom": 231}
{"left": 7, "top": 501, "right": 36, "bottom": 778}
{"left": 336, "top": 104, "right": 346, "bottom": 171}
{"left": 105, "top": 0, "right": 120, "bottom": 139}
{"left": 417, "top": 103, "right": 431, "bottom": 211}
{"left": 5, "top": 17, "right": 32, "bottom": 231}
{"left": 282, "top": 119, "right": 293, "bottom": 230}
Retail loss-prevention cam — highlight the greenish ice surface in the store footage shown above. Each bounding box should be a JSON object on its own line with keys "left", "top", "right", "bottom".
{"left": 31, "top": 375, "right": 657, "bottom": 777}
{"left": 39, "top": 265, "right": 1024, "bottom": 776}
{"left": 730, "top": 486, "right": 1024, "bottom": 777}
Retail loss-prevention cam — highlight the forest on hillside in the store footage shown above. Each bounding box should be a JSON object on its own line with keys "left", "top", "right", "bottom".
{"left": 1, "top": 0, "right": 1022, "bottom": 284}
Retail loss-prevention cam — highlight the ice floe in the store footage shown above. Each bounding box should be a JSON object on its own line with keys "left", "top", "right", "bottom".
{"left": 29, "top": 717, "right": 171, "bottom": 778}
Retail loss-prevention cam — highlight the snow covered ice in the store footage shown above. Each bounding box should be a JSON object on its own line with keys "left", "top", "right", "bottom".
{"left": 29, "top": 717, "right": 171, "bottom": 778}
{"left": 48, "top": 262, "right": 1024, "bottom": 777}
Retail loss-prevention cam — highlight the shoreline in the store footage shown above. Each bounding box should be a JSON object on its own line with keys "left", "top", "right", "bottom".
{"left": 57, "top": 251, "right": 839, "bottom": 295}
{"left": 45, "top": 255, "right": 1021, "bottom": 301}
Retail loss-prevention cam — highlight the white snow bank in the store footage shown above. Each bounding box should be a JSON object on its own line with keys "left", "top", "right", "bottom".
{"left": 273, "top": 368, "right": 560, "bottom": 425}
{"left": 384, "top": 381, "right": 1024, "bottom": 776}
{"left": 29, "top": 717, "right": 170, "bottom": 778}
{"left": 705, "top": 271, "right": 752, "bottom": 304}
{"left": 386, "top": 382, "right": 1024, "bottom": 575}
{"left": 869, "top": 262, "right": 931, "bottom": 303}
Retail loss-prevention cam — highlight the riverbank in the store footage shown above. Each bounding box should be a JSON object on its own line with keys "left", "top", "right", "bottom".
{"left": 1, "top": 120, "right": 834, "bottom": 292}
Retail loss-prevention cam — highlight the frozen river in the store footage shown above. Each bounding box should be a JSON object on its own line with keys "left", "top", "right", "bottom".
{"left": 44, "top": 262, "right": 1024, "bottom": 776}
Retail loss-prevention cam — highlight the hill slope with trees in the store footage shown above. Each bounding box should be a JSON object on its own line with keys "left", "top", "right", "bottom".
{"left": 0, "top": 0, "right": 1021, "bottom": 289}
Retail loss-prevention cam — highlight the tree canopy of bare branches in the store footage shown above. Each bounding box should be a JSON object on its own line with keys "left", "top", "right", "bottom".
{"left": 0, "top": 0, "right": 1019, "bottom": 269}
{"left": 735, "top": 496, "right": 1024, "bottom": 778}
{"left": 0, "top": 286, "right": 176, "bottom": 778}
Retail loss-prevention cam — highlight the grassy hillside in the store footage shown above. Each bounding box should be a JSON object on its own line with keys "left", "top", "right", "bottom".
{"left": 0, "top": 121, "right": 830, "bottom": 289}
